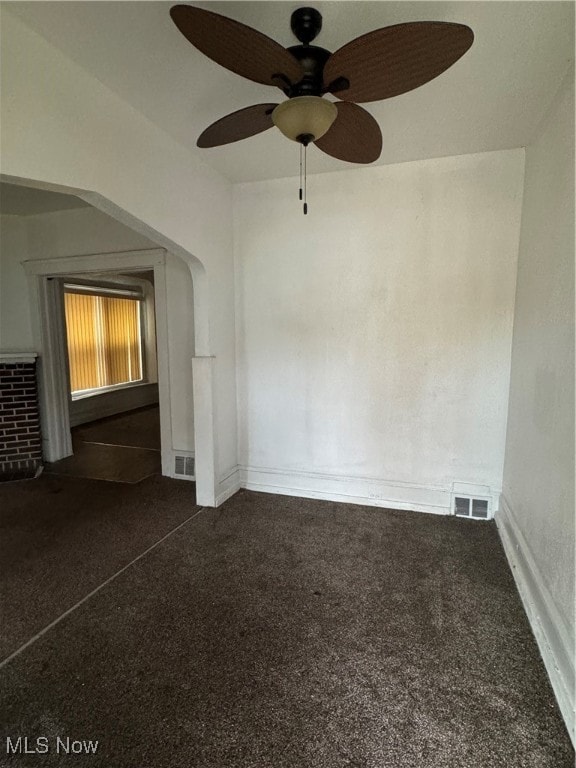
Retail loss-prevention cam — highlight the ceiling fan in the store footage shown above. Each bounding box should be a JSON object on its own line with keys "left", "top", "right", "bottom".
{"left": 170, "top": 4, "right": 474, "bottom": 212}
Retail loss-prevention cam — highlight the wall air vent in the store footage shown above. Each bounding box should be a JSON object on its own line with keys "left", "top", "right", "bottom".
{"left": 174, "top": 455, "right": 195, "bottom": 477}
{"left": 454, "top": 496, "right": 490, "bottom": 520}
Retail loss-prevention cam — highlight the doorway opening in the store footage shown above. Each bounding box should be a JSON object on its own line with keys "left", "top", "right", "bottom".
{"left": 46, "top": 269, "right": 161, "bottom": 483}
{"left": 26, "top": 245, "right": 191, "bottom": 484}
{"left": 1, "top": 175, "right": 218, "bottom": 506}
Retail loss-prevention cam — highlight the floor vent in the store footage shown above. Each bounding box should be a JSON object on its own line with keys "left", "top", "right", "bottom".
{"left": 454, "top": 496, "right": 489, "bottom": 520}
{"left": 174, "top": 455, "right": 195, "bottom": 477}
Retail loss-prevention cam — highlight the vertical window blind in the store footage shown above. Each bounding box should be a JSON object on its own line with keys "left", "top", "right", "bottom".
{"left": 64, "top": 290, "right": 143, "bottom": 394}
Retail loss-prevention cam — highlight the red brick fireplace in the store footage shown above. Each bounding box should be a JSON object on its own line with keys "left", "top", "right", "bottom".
{"left": 0, "top": 353, "right": 43, "bottom": 481}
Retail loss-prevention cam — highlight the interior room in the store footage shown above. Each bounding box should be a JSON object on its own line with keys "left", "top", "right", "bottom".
{"left": 0, "top": 185, "right": 165, "bottom": 482}
{"left": 51, "top": 267, "right": 161, "bottom": 482}
{"left": 0, "top": 1, "right": 573, "bottom": 765}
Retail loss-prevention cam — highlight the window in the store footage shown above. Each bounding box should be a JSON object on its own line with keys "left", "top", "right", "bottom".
{"left": 63, "top": 284, "right": 144, "bottom": 398}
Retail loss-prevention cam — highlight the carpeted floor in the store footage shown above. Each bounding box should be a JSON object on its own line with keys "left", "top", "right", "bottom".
{"left": 0, "top": 473, "right": 199, "bottom": 659}
{"left": 74, "top": 405, "right": 161, "bottom": 450}
{"left": 45, "top": 406, "right": 161, "bottom": 483}
{"left": 0, "top": 487, "right": 572, "bottom": 766}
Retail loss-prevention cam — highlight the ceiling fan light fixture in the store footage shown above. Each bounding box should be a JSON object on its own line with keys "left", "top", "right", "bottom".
{"left": 272, "top": 96, "right": 337, "bottom": 144}
{"left": 171, "top": 5, "right": 474, "bottom": 213}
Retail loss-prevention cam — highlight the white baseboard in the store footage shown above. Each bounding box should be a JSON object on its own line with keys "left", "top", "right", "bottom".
{"left": 215, "top": 466, "right": 242, "bottom": 506}
{"left": 239, "top": 465, "right": 451, "bottom": 515}
{"left": 496, "top": 495, "right": 575, "bottom": 745}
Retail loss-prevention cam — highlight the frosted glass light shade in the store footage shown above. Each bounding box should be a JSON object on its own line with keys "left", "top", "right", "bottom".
{"left": 272, "top": 97, "right": 337, "bottom": 143}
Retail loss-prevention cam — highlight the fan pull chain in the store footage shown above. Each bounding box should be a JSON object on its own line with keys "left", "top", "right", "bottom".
{"left": 299, "top": 143, "right": 303, "bottom": 201}
{"left": 303, "top": 143, "right": 308, "bottom": 215}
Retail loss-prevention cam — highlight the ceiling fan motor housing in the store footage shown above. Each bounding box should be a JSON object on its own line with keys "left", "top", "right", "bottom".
{"left": 284, "top": 8, "right": 346, "bottom": 98}
{"left": 286, "top": 45, "right": 331, "bottom": 97}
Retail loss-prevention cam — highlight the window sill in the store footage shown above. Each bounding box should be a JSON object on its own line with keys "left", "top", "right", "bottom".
{"left": 71, "top": 380, "right": 148, "bottom": 401}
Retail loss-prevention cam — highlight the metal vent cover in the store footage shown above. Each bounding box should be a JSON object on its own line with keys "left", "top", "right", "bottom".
{"left": 454, "top": 496, "right": 489, "bottom": 520}
{"left": 455, "top": 496, "right": 471, "bottom": 517}
{"left": 174, "top": 455, "right": 195, "bottom": 477}
{"left": 472, "top": 499, "right": 489, "bottom": 519}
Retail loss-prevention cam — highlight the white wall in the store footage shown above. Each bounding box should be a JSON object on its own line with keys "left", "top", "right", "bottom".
{"left": 0, "top": 10, "right": 237, "bottom": 501}
{"left": 165, "top": 251, "right": 195, "bottom": 454}
{"left": 25, "top": 206, "right": 155, "bottom": 260}
{"left": 234, "top": 149, "right": 525, "bottom": 512}
{"left": 498, "top": 71, "right": 575, "bottom": 740}
{"left": 0, "top": 215, "right": 34, "bottom": 350}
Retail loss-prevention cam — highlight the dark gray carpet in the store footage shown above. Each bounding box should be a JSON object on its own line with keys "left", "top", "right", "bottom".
{"left": 0, "top": 474, "right": 199, "bottom": 660}
{"left": 0, "top": 489, "right": 572, "bottom": 767}
{"left": 74, "top": 405, "right": 160, "bottom": 450}
{"left": 44, "top": 406, "right": 161, "bottom": 483}
{"left": 44, "top": 441, "right": 161, "bottom": 483}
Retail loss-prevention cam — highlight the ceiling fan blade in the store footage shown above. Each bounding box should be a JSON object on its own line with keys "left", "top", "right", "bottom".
{"left": 197, "top": 104, "right": 279, "bottom": 148}
{"left": 314, "top": 102, "right": 382, "bottom": 163}
{"left": 324, "top": 22, "right": 474, "bottom": 103}
{"left": 170, "top": 5, "right": 303, "bottom": 89}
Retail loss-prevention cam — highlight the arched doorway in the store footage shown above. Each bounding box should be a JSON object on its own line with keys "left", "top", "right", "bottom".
{"left": 2, "top": 175, "right": 218, "bottom": 505}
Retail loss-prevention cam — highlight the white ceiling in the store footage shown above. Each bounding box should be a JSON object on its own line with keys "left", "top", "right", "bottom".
{"left": 0, "top": 182, "right": 90, "bottom": 216}
{"left": 7, "top": 1, "right": 575, "bottom": 183}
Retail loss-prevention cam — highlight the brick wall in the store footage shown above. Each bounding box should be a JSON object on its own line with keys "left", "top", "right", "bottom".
{"left": 0, "top": 360, "right": 43, "bottom": 481}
